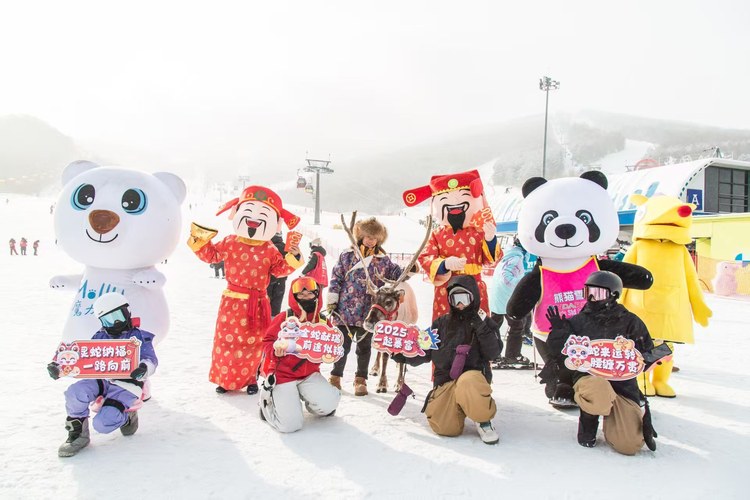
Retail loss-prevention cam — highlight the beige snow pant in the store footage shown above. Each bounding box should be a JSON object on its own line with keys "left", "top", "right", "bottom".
{"left": 425, "top": 370, "right": 497, "bottom": 437}
{"left": 574, "top": 375, "right": 645, "bottom": 455}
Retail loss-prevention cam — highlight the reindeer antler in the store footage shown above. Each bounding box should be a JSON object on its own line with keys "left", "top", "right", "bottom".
{"left": 391, "top": 215, "right": 432, "bottom": 288}
{"left": 340, "top": 212, "right": 378, "bottom": 295}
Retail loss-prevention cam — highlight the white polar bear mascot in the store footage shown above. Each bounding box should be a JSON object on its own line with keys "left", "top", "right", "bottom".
{"left": 50, "top": 160, "right": 186, "bottom": 344}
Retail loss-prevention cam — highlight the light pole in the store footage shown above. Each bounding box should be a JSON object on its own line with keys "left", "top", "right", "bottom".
{"left": 539, "top": 76, "right": 560, "bottom": 178}
{"left": 303, "top": 158, "right": 334, "bottom": 225}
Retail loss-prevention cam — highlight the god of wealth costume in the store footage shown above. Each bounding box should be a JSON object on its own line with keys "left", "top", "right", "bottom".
{"left": 188, "top": 186, "right": 304, "bottom": 391}
{"left": 403, "top": 170, "right": 501, "bottom": 321}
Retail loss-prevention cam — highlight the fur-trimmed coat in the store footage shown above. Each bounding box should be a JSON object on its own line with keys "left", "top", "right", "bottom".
{"left": 327, "top": 248, "right": 402, "bottom": 327}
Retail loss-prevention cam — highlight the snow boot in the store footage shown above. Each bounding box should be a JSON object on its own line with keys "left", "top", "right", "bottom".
{"left": 120, "top": 411, "right": 139, "bottom": 436}
{"left": 652, "top": 360, "right": 676, "bottom": 398}
{"left": 638, "top": 372, "right": 656, "bottom": 397}
{"left": 476, "top": 421, "right": 499, "bottom": 445}
{"left": 550, "top": 383, "right": 578, "bottom": 409}
{"left": 246, "top": 383, "right": 259, "bottom": 395}
{"left": 353, "top": 376, "right": 368, "bottom": 396}
{"left": 215, "top": 386, "right": 228, "bottom": 394}
{"left": 577, "top": 410, "right": 599, "bottom": 448}
{"left": 328, "top": 375, "right": 342, "bottom": 390}
{"left": 58, "top": 417, "right": 91, "bottom": 457}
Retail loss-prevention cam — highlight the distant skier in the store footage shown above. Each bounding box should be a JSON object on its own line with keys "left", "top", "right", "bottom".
{"left": 9, "top": 238, "right": 18, "bottom": 256}
{"left": 33, "top": 240, "right": 39, "bottom": 256}
{"left": 302, "top": 237, "right": 328, "bottom": 291}
{"left": 210, "top": 261, "right": 225, "bottom": 279}
{"left": 266, "top": 233, "right": 288, "bottom": 316}
{"left": 47, "top": 293, "right": 158, "bottom": 457}
{"left": 19, "top": 237, "right": 27, "bottom": 255}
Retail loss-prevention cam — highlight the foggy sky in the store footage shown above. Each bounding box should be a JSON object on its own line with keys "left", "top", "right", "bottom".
{"left": 1, "top": 0, "right": 748, "bottom": 177}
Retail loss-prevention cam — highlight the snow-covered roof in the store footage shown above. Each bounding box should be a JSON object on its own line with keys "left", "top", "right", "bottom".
{"left": 491, "top": 158, "right": 750, "bottom": 231}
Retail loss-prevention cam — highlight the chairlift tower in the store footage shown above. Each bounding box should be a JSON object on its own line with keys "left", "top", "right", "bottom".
{"left": 238, "top": 175, "right": 253, "bottom": 190}
{"left": 539, "top": 76, "right": 560, "bottom": 178}
{"left": 303, "top": 158, "right": 334, "bottom": 225}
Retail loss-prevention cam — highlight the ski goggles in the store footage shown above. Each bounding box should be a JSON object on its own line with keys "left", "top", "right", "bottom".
{"left": 584, "top": 285, "right": 610, "bottom": 302}
{"left": 448, "top": 286, "right": 474, "bottom": 307}
{"left": 99, "top": 308, "right": 127, "bottom": 328}
{"left": 291, "top": 276, "right": 319, "bottom": 295}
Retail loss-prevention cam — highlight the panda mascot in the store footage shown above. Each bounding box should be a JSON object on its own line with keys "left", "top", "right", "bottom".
{"left": 507, "top": 171, "right": 653, "bottom": 407}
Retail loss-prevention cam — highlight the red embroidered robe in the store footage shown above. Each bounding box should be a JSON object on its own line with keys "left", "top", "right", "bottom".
{"left": 194, "top": 235, "right": 301, "bottom": 389}
{"left": 418, "top": 225, "right": 501, "bottom": 321}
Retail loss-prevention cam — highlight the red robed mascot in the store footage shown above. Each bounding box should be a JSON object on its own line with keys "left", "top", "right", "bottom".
{"left": 188, "top": 186, "right": 304, "bottom": 394}
{"left": 403, "top": 170, "right": 502, "bottom": 321}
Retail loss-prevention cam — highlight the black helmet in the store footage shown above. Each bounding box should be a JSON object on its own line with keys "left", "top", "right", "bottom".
{"left": 584, "top": 271, "right": 623, "bottom": 300}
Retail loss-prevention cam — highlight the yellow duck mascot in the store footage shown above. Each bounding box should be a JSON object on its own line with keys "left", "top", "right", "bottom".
{"left": 620, "top": 194, "right": 712, "bottom": 397}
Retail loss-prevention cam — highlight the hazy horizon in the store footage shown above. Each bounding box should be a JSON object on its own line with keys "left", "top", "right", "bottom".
{"left": 1, "top": 0, "right": 749, "bottom": 178}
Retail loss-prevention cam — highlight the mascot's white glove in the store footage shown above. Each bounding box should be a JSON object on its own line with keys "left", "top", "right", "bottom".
{"left": 444, "top": 256, "right": 467, "bottom": 272}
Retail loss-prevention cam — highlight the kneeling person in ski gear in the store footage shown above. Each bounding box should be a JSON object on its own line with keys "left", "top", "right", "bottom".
{"left": 546, "top": 271, "right": 660, "bottom": 455}
{"left": 47, "top": 293, "right": 158, "bottom": 457}
{"left": 258, "top": 276, "right": 340, "bottom": 433}
{"left": 394, "top": 276, "right": 502, "bottom": 444}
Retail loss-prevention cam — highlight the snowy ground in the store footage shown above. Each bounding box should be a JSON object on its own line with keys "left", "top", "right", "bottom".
{"left": 2, "top": 192, "right": 748, "bottom": 499}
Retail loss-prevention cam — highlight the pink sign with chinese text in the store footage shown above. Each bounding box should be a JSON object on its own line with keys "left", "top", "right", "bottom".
{"left": 372, "top": 320, "right": 439, "bottom": 358}
{"left": 533, "top": 257, "right": 600, "bottom": 335}
{"left": 562, "top": 335, "right": 645, "bottom": 381}
{"left": 277, "top": 317, "right": 345, "bottom": 364}
{"left": 52, "top": 338, "right": 141, "bottom": 379}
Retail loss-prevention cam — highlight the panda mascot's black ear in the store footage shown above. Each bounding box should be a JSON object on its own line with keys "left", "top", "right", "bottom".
{"left": 522, "top": 177, "right": 547, "bottom": 198}
{"left": 580, "top": 170, "right": 608, "bottom": 190}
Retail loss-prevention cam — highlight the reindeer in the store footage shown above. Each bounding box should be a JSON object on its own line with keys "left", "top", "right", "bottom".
{"left": 339, "top": 212, "right": 432, "bottom": 393}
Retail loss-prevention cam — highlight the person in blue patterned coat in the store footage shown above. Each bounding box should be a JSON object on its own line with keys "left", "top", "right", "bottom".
{"left": 326, "top": 217, "right": 403, "bottom": 396}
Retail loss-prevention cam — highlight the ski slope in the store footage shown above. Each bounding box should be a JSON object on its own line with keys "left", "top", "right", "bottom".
{"left": 1, "top": 191, "right": 748, "bottom": 499}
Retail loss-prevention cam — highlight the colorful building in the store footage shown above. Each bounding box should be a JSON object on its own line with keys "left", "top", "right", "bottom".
{"left": 492, "top": 158, "right": 750, "bottom": 295}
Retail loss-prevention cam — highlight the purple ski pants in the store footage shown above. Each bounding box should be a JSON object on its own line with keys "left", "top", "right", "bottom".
{"left": 65, "top": 380, "right": 138, "bottom": 434}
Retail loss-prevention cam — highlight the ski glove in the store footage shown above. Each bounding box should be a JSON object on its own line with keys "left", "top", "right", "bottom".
{"left": 537, "top": 359, "right": 559, "bottom": 385}
{"left": 450, "top": 345, "right": 472, "bottom": 380}
{"left": 47, "top": 362, "right": 60, "bottom": 380}
{"left": 130, "top": 363, "right": 148, "bottom": 381}
{"left": 469, "top": 309, "right": 487, "bottom": 329}
{"left": 642, "top": 343, "right": 673, "bottom": 371}
{"left": 260, "top": 373, "right": 277, "bottom": 392}
{"left": 545, "top": 305, "right": 567, "bottom": 331}
{"left": 391, "top": 353, "right": 407, "bottom": 365}
{"left": 387, "top": 383, "right": 414, "bottom": 416}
